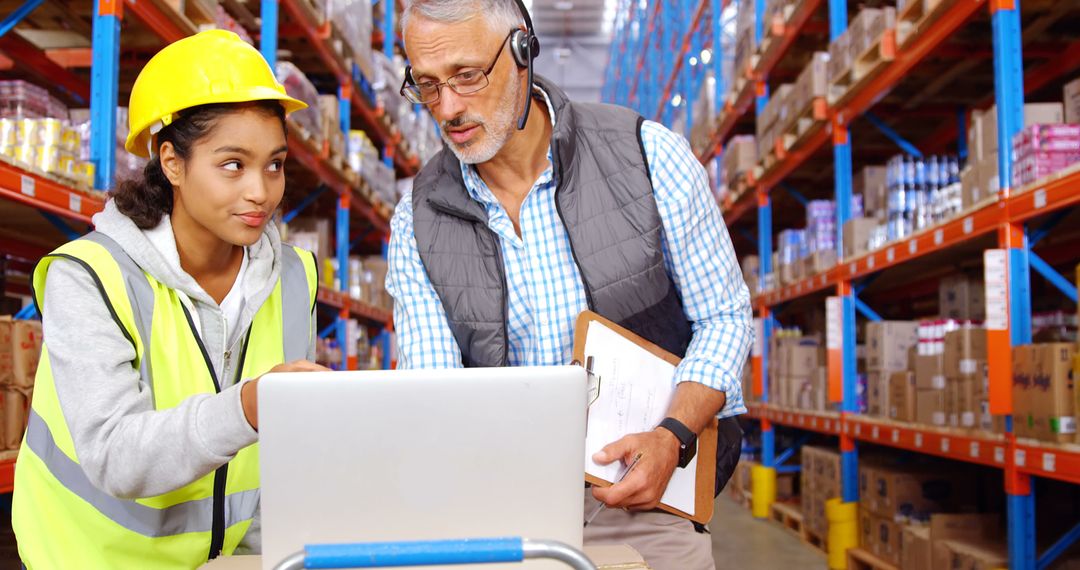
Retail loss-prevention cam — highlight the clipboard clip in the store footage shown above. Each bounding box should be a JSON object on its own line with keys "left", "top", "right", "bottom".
{"left": 584, "top": 355, "right": 602, "bottom": 408}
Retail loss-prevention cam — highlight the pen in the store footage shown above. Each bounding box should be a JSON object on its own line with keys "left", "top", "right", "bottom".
{"left": 584, "top": 451, "right": 644, "bottom": 527}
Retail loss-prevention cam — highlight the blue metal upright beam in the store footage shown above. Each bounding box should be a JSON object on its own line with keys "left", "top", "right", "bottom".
{"left": 957, "top": 108, "right": 968, "bottom": 162}
{"left": 828, "top": 0, "right": 847, "bottom": 39}
{"left": 1038, "top": 519, "right": 1080, "bottom": 570}
{"left": 758, "top": 187, "right": 774, "bottom": 470}
{"left": 992, "top": 2, "right": 1024, "bottom": 199}
{"left": 712, "top": 0, "right": 724, "bottom": 118}
{"left": 260, "top": 0, "right": 279, "bottom": 69}
{"left": 854, "top": 296, "right": 883, "bottom": 322}
{"left": 336, "top": 195, "right": 350, "bottom": 370}
{"left": 382, "top": 1, "right": 395, "bottom": 169}
{"left": 89, "top": 0, "right": 121, "bottom": 190}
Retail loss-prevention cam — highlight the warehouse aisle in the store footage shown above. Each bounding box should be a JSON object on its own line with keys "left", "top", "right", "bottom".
{"left": 710, "top": 497, "right": 828, "bottom": 570}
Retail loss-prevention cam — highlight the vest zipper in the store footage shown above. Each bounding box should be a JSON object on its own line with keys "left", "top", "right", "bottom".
{"left": 491, "top": 239, "right": 510, "bottom": 366}
{"left": 550, "top": 141, "right": 596, "bottom": 312}
{"left": 179, "top": 303, "right": 229, "bottom": 560}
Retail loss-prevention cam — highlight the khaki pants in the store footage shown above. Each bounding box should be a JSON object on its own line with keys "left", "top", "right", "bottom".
{"left": 583, "top": 492, "right": 714, "bottom": 570}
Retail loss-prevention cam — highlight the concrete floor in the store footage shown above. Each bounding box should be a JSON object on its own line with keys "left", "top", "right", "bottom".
{"left": 709, "top": 496, "right": 829, "bottom": 570}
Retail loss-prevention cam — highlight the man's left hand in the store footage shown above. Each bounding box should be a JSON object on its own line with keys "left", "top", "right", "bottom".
{"left": 590, "top": 429, "right": 681, "bottom": 511}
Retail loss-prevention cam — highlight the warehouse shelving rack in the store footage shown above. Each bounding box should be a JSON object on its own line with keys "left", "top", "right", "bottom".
{"left": 603, "top": 1, "right": 1080, "bottom": 568}
{"left": 0, "top": 0, "right": 421, "bottom": 489}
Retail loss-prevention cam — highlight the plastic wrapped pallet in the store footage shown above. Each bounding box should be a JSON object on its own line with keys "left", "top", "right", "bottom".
{"left": 329, "top": 0, "right": 374, "bottom": 80}
{"left": 275, "top": 62, "right": 324, "bottom": 145}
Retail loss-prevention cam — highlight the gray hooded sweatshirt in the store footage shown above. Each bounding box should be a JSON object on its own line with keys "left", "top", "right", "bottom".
{"left": 40, "top": 200, "right": 315, "bottom": 553}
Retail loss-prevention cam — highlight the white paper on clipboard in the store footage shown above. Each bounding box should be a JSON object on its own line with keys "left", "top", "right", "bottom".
{"left": 581, "top": 321, "right": 698, "bottom": 515}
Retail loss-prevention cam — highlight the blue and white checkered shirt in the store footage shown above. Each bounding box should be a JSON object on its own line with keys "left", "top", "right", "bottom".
{"left": 386, "top": 90, "right": 753, "bottom": 417}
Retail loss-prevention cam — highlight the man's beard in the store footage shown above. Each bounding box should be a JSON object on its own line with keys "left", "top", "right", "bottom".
{"left": 440, "top": 74, "right": 522, "bottom": 165}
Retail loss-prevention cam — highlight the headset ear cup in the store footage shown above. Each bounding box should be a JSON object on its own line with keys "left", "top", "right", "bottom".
{"left": 529, "top": 35, "right": 540, "bottom": 60}
{"left": 510, "top": 29, "right": 529, "bottom": 67}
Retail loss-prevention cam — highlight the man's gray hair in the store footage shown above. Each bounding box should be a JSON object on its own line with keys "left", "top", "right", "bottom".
{"left": 401, "top": 0, "right": 524, "bottom": 35}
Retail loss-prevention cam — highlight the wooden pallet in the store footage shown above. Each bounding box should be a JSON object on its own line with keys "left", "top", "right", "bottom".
{"left": 847, "top": 547, "right": 899, "bottom": 570}
{"left": 802, "top": 527, "right": 827, "bottom": 556}
{"left": 896, "top": 0, "right": 947, "bottom": 48}
{"left": 778, "top": 97, "right": 828, "bottom": 153}
{"left": 769, "top": 502, "right": 805, "bottom": 540}
{"left": 828, "top": 30, "right": 897, "bottom": 105}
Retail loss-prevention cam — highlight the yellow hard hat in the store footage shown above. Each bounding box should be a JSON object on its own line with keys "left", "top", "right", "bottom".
{"left": 125, "top": 29, "right": 307, "bottom": 158}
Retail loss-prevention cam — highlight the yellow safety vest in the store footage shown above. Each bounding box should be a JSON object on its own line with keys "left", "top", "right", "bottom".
{"left": 13, "top": 232, "right": 317, "bottom": 569}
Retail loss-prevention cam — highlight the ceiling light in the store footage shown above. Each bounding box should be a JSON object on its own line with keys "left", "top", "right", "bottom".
{"left": 671, "top": 94, "right": 682, "bottom": 107}
{"left": 554, "top": 1, "right": 574, "bottom": 10}
{"left": 700, "top": 49, "right": 712, "bottom": 64}
{"left": 689, "top": 56, "right": 698, "bottom": 66}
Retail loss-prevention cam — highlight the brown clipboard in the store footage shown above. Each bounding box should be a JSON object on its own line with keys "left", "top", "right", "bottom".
{"left": 573, "top": 310, "right": 717, "bottom": 525}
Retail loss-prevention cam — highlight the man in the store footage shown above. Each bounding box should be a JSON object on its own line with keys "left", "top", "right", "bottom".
{"left": 386, "top": 1, "right": 753, "bottom": 568}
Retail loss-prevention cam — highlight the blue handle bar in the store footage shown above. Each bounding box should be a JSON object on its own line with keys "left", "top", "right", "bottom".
{"left": 305, "top": 537, "right": 524, "bottom": 568}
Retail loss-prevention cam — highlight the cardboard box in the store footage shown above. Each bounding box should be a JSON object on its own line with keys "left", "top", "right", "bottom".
{"left": 788, "top": 343, "right": 821, "bottom": 373}
{"left": 812, "top": 249, "right": 837, "bottom": 274}
{"left": 724, "top": 136, "right": 758, "bottom": 185}
{"left": 791, "top": 52, "right": 829, "bottom": 118}
{"left": 1031, "top": 342, "right": 1076, "bottom": 443}
{"left": 843, "top": 217, "right": 878, "bottom": 259}
{"left": 915, "top": 354, "right": 946, "bottom": 391}
{"left": 889, "top": 371, "right": 917, "bottom": 422}
{"left": 1012, "top": 344, "right": 1037, "bottom": 438}
{"left": 944, "top": 327, "right": 988, "bottom": 378}
{"left": 867, "top": 370, "right": 889, "bottom": 417}
{"left": 917, "top": 389, "right": 946, "bottom": 426}
{"left": 929, "top": 513, "right": 1004, "bottom": 570}
{"left": 873, "top": 514, "right": 903, "bottom": 566}
{"left": 865, "top": 467, "right": 964, "bottom": 520}
{"left": 982, "top": 103, "right": 1066, "bottom": 155}
{"left": 859, "top": 506, "right": 874, "bottom": 551}
{"left": 0, "top": 317, "right": 12, "bottom": 386}
{"left": 939, "top": 275, "right": 986, "bottom": 322}
{"left": 961, "top": 165, "right": 983, "bottom": 210}
{"left": 901, "top": 525, "right": 931, "bottom": 570}
{"left": 10, "top": 320, "right": 42, "bottom": 389}
{"left": 854, "top": 165, "right": 888, "bottom": 218}
{"left": 828, "top": 32, "right": 851, "bottom": 85}
{"left": 866, "top": 321, "right": 919, "bottom": 372}
{"left": 1066, "top": 77, "right": 1080, "bottom": 125}
{"left": 947, "top": 540, "right": 1008, "bottom": 570}
{"left": 968, "top": 109, "right": 985, "bottom": 163}
{"left": 978, "top": 151, "right": 1000, "bottom": 198}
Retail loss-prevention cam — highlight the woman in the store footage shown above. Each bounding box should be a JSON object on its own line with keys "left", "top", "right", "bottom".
{"left": 13, "top": 30, "right": 329, "bottom": 568}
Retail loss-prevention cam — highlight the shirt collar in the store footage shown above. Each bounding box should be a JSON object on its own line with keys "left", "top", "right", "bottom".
{"left": 461, "top": 85, "right": 556, "bottom": 204}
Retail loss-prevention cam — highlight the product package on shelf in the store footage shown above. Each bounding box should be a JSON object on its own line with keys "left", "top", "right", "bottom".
{"left": 800, "top": 446, "right": 841, "bottom": 543}
{"left": 689, "top": 71, "right": 717, "bottom": 157}
{"left": 884, "top": 154, "right": 962, "bottom": 242}
{"left": 275, "top": 62, "right": 324, "bottom": 146}
{"left": 0, "top": 81, "right": 102, "bottom": 191}
{"left": 723, "top": 135, "right": 757, "bottom": 195}
{"left": 0, "top": 316, "right": 42, "bottom": 450}
{"left": 1011, "top": 124, "right": 1080, "bottom": 188}
{"left": 1014, "top": 343, "right": 1077, "bottom": 443}
{"left": 865, "top": 320, "right": 918, "bottom": 418}
{"left": 329, "top": 0, "right": 374, "bottom": 82}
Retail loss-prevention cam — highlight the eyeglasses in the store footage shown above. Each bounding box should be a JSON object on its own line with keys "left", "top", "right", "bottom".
{"left": 400, "top": 29, "right": 515, "bottom": 105}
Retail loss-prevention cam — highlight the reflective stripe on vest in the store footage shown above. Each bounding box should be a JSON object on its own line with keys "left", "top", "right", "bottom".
{"left": 13, "top": 234, "right": 317, "bottom": 569}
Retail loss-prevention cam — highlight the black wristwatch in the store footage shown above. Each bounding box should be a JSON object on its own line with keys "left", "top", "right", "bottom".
{"left": 657, "top": 417, "right": 697, "bottom": 468}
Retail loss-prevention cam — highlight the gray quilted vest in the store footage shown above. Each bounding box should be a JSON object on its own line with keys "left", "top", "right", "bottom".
{"left": 411, "top": 76, "right": 692, "bottom": 367}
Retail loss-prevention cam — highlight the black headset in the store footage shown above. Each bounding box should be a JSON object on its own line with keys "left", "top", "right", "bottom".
{"left": 508, "top": 0, "right": 540, "bottom": 130}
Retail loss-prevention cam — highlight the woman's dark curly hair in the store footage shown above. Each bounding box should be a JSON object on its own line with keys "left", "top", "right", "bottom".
{"left": 112, "top": 100, "right": 287, "bottom": 229}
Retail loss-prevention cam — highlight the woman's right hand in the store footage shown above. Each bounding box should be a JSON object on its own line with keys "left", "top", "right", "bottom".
{"left": 241, "top": 360, "right": 330, "bottom": 430}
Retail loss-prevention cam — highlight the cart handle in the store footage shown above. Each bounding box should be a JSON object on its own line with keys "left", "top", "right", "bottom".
{"left": 273, "top": 537, "right": 598, "bottom": 570}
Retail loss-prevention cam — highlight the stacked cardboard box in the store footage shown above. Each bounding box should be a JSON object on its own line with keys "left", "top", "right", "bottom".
{"left": 865, "top": 321, "right": 918, "bottom": 417}
{"left": 854, "top": 165, "right": 888, "bottom": 221}
{"left": 1066, "top": 77, "right": 1080, "bottom": 125}
{"left": 963, "top": 103, "right": 1066, "bottom": 209}
{"left": 859, "top": 462, "right": 976, "bottom": 566}
{"left": 800, "top": 446, "right": 841, "bottom": 541}
{"left": 842, "top": 217, "right": 878, "bottom": 259}
{"left": 757, "top": 84, "right": 793, "bottom": 163}
{"left": 943, "top": 327, "right": 990, "bottom": 430}
{"left": 768, "top": 334, "right": 823, "bottom": 409}
{"left": 913, "top": 320, "right": 965, "bottom": 427}
{"left": 1014, "top": 343, "right": 1076, "bottom": 443}
{"left": 723, "top": 135, "right": 758, "bottom": 195}
{"left": 786, "top": 52, "right": 829, "bottom": 132}
{"left": 927, "top": 514, "right": 1005, "bottom": 570}
{"left": 939, "top": 273, "right": 986, "bottom": 321}
{"left": 741, "top": 255, "right": 760, "bottom": 297}
{"left": 0, "top": 316, "right": 41, "bottom": 450}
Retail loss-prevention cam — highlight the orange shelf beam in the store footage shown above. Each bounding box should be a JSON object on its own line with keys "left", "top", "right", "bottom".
{"left": 0, "top": 161, "right": 103, "bottom": 224}
{"left": 317, "top": 286, "right": 393, "bottom": 326}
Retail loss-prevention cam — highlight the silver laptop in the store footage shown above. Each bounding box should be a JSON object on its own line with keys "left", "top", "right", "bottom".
{"left": 258, "top": 366, "right": 587, "bottom": 570}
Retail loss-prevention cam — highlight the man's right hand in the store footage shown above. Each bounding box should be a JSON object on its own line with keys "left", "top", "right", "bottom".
{"left": 241, "top": 360, "right": 329, "bottom": 430}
